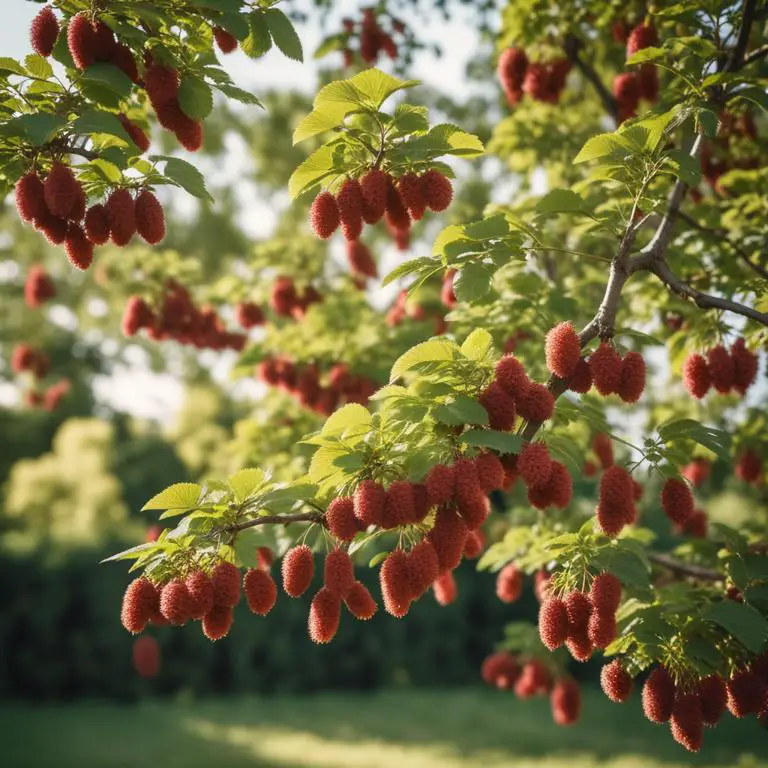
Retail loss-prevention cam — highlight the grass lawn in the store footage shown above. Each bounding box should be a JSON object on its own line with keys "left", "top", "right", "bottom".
{"left": 0, "top": 687, "right": 766, "bottom": 768}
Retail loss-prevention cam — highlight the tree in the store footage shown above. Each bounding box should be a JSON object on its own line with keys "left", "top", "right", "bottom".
{"left": 2, "top": 0, "right": 767, "bottom": 754}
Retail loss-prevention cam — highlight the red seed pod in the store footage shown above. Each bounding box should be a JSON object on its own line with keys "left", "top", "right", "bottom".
{"left": 35, "top": 211, "right": 67, "bottom": 245}
{"left": 30, "top": 6, "right": 59, "bottom": 57}
{"left": 589, "top": 342, "right": 622, "bottom": 396}
{"left": 346, "top": 240, "right": 377, "bottom": 278}
{"left": 84, "top": 204, "right": 110, "bottom": 244}
{"left": 618, "top": 351, "right": 646, "bottom": 403}
{"left": 336, "top": 178, "right": 365, "bottom": 230}
{"left": 44, "top": 162, "right": 80, "bottom": 219}
{"left": 427, "top": 506, "right": 469, "bottom": 572}
{"left": 64, "top": 223, "right": 94, "bottom": 270}
{"left": 481, "top": 651, "right": 520, "bottom": 690}
{"left": 551, "top": 678, "right": 582, "bottom": 726}
{"left": 354, "top": 479, "right": 386, "bottom": 527}
{"left": 539, "top": 597, "right": 569, "bottom": 650}
{"left": 159, "top": 578, "right": 194, "bottom": 626}
{"left": 637, "top": 64, "right": 659, "bottom": 102}
{"left": 682, "top": 353, "right": 711, "bottom": 399}
{"left": 731, "top": 338, "right": 758, "bottom": 395}
{"left": 235, "top": 301, "right": 265, "bottom": 329}
{"left": 380, "top": 548, "right": 411, "bottom": 617}
{"left": 120, "top": 578, "right": 159, "bottom": 634}
{"left": 495, "top": 354, "right": 530, "bottom": 398}
{"left": 135, "top": 190, "right": 165, "bottom": 244}
{"left": 326, "top": 496, "right": 358, "bottom": 541}
{"left": 698, "top": 674, "right": 727, "bottom": 726}
{"left": 545, "top": 322, "right": 581, "bottom": 379}
{"left": 517, "top": 442, "right": 552, "bottom": 489}
{"left": 425, "top": 463, "right": 456, "bottom": 506}
{"left": 515, "top": 659, "right": 552, "bottom": 698}
{"left": 211, "top": 561, "right": 241, "bottom": 607}
{"left": 583, "top": 460, "right": 597, "bottom": 477}
{"left": 67, "top": 13, "right": 95, "bottom": 69}
{"left": 660, "top": 478, "right": 694, "bottom": 525}
{"left": 256, "top": 547, "right": 274, "bottom": 571}
{"left": 119, "top": 114, "right": 150, "bottom": 153}
{"left": 599, "top": 466, "right": 633, "bottom": 512}
{"left": 106, "top": 188, "right": 136, "bottom": 246}
{"left": 626, "top": 23, "right": 658, "bottom": 57}
{"left": 344, "top": 581, "right": 378, "bottom": 619}
{"left": 244, "top": 568, "right": 277, "bottom": 615}
{"left": 382, "top": 480, "right": 415, "bottom": 528}
{"left": 566, "top": 634, "right": 594, "bottom": 662}
{"left": 516, "top": 382, "right": 554, "bottom": 423}
{"left": 407, "top": 539, "right": 440, "bottom": 599}
{"left": 706, "top": 345, "right": 734, "bottom": 393}
{"left": 432, "top": 570, "right": 458, "bottom": 606}
{"left": 421, "top": 169, "right": 453, "bottom": 212}
{"left": 144, "top": 64, "right": 180, "bottom": 107}
{"left": 132, "top": 635, "right": 160, "bottom": 679}
{"left": 24, "top": 266, "right": 55, "bottom": 309}
{"left": 726, "top": 668, "right": 765, "bottom": 717}
{"left": 496, "top": 562, "right": 524, "bottom": 603}
{"left": 736, "top": 449, "right": 763, "bottom": 485}
{"left": 612, "top": 72, "right": 640, "bottom": 119}
{"left": 455, "top": 482, "right": 489, "bottom": 530}
{"left": 308, "top": 586, "right": 342, "bottom": 644}
{"left": 681, "top": 458, "right": 710, "bottom": 488}
{"left": 360, "top": 168, "right": 389, "bottom": 223}
{"left": 186, "top": 570, "right": 214, "bottom": 620}
{"left": 528, "top": 482, "right": 554, "bottom": 510}
{"left": 642, "top": 666, "right": 676, "bottom": 724}
{"left": 549, "top": 462, "right": 573, "bottom": 509}
{"left": 497, "top": 47, "right": 529, "bottom": 105}
{"left": 309, "top": 191, "right": 340, "bottom": 239}
{"left": 588, "top": 610, "right": 617, "bottom": 649}
{"left": 384, "top": 180, "right": 411, "bottom": 231}
{"left": 474, "top": 452, "right": 505, "bottom": 493}
{"left": 282, "top": 545, "right": 315, "bottom": 598}
{"left": 121, "top": 296, "right": 152, "bottom": 337}
{"left": 411, "top": 483, "right": 432, "bottom": 523}
{"left": 174, "top": 116, "right": 204, "bottom": 152}
{"left": 110, "top": 43, "right": 139, "bottom": 83}
{"left": 601, "top": 659, "right": 633, "bottom": 703}
{"left": 15, "top": 172, "right": 47, "bottom": 223}
{"left": 565, "top": 591, "right": 592, "bottom": 639}
{"left": 213, "top": 26, "right": 238, "bottom": 54}
{"left": 202, "top": 604, "right": 234, "bottom": 641}
{"left": 478, "top": 381, "right": 517, "bottom": 431}
{"left": 596, "top": 503, "right": 626, "bottom": 537}
{"left": 568, "top": 358, "right": 593, "bottom": 394}
{"left": 397, "top": 173, "right": 427, "bottom": 220}
{"left": 592, "top": 433, "right": 614, "bottom": 469}
{"left": 670, "top": 691, "right": 704, "bottom": 753}
{"left": 590, "top": 572, "right": 621, "bottom": 615}
{"left": 323, "top": 549, "right": 355, "bottom": 597}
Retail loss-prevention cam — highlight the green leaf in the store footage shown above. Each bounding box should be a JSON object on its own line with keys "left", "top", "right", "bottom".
{"left": 626, "top": 47, "right": 666, "bottom": 65}
{"left": 433, "top": 224, "right": 466, "bottom": 257}
{"left": 71, "top": 110, "right": 132, "bottom": 144}
{"left": 142, "top": 482, "right": 203, "bottom": 511}
{"left": 178, "top": 75, "right": 214, "bottom": 120}
{"left": 702, "top": 600, "right": 768, "bottom": 654}
{"left": 234, "top": 528, "right": 262, "bottom": 568}
{"left": 16, "top": 113, "right": 66, "bottom": 145}
{"left": 101, "top": 542, "right": 166, "bottom": 563}
{"left": 433, "top": 395, "right": 488, "bottom": 427}
{"left": 464, "top": 214, "right": 509, "bottom": 240}
{"left": 389, "top": 338, "right": 459, "bottom": 382}
{"left": 737, "top": 87, "right": 768, "bottom": 112}
{"left": 161, "top": 157, "right": 213, "bottom": 202}
{"left": 665, "top": 149, "right": 702, "bottom": 186}
{"left": 657, "top": 419, "right": 732, "bottom": 462}
{"left": 288, "top": 144, "right": 338, "bottom": 198}
{"left": 264, "top": 9, "right": 303, "bottom": 62}
{"left": 322, "top": 403, "right": 372, "bottom": 437}
{"left": 215, "top": 82, "right": 263, "bottom": 107}
{"left": 81, "top": 63, "right": 133, "bottom": 98}
{"left": 460, "top": 328, "right": 493, "bottom": 361}
{"left": 24, "top": 54, "right": 53, "bottom": 79}
{"left": 535, "top": 188, "right": 592, "bottom": 218}
{"left": 462, "top": 430, "right": 522, "bottom": 454}
{"left": 345, "top": 68, "right": 419, "bottom": 110}
{"left": 228, "top": 468, "right": 266, "bottom": 503}
{"left": 0, "top": 57, "right": 26, "bottom": 76}
{"left": 573, "top": 132, "right": 626, "bottom": 164}
{"left": 453, "top": 262, "right": 493, "bottom": 303}
{"left": 241, "top": 11, "right": 272, "bottom": 58}
{"left": 382, "top": 257, "right": 437, "bottom": 287}
{"left": 369, "top": 551, "right": 390, "bottom": 568}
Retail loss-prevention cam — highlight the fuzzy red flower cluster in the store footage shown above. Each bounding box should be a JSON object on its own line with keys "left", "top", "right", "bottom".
{"left": 497, "top": 47, "right": 571, "bottom": 106}
{"left": 682, "top": 339, "right": 758, "bottom": 399}
{"left": 339, "top": 9, "right": 404, "bottom": 66}
{"left": 386, "top": 288, "right": 447, "bottom": 335}
{"left": 24, "top": 265, "right": 56, "bottom": 308}
{"left": 583, "top": 343, "right": 646, "bottom": 403}
{"left": 735, "top": 448, "right": 764, "bottom": 486}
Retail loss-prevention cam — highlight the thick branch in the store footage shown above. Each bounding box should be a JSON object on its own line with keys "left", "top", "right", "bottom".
{"left": 61, "top": 144, "right": 100, "bottom": 161}
{"left": 648, "top": 552, "right": 721, "bottom": 582}
{"left": 742, "top": 42, "right": 768, "bottom": 66}
{"left": 676, "top": 210, "right": 768, "bottom": 280}
{"left": 649, "top": 259, "right": 768, "bottom": 326}
{"left": 563, "top": 34, "right": 618, "bottom": 123}
{"left": 725, "top": 0, "right": 758, "bottom": 72}
{"left": 225, "top": 511, "right": 323, "bottom": 533}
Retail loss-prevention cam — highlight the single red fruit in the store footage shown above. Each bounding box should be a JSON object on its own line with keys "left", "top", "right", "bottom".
{"left": 425, "top": 463, "right": 456, "bottom": 506}
{"left": 726, "top": 668, "right": 765, "bottom": 717}
{"left": 282, "top": 545, "right": 314, "bottom": 598}
{"left": 698, "top": 674, "right": 727, "bottom": 726}
{"left": 105, "top": 188, "right": 136, "bottom": 246}
{"left": 588, "top": 610, "right": 617, "bottom": 649}
{"left": 344, "top": 581, "right": 378, "bottom": 619}
{"left": 589, "top": 342, "right": 622, "bottom": 396}
{"left": 707, "top": 345, "right": 734, "bottom": 393}
{"left": 568, "top": 358, "right": 593, "bottom": 394}
{"left": 15, "top": 172, "right": 47, "bottom": 223}
{"left": 670, "top": 691, "right": 704, "bottom": 753}
{"left": 545, "top": 321, "right": 581, "bottom": 379}
{"left": 244, "top": 568, "right": 277, "bottom": 615}
{"left": 590, "top": 572, "right": 621, "bottom": 614}
{"left": 626, "top": 23, "right": 658, "bottom": 57}
{"left": 642, "top": 666, "right": 676, "bottom": 724}
{"left": 326, "top": 496, "right": 358, "bottom": 542}
{"left": 385, "top": 180, "right": 411, "bottom": 231}
{"left": 24, "top": 266, "right": 55, "bottom": 309}
{"left": 515, "top": 659, "right": 552, "bottom": 698}
{"left": 731, "top": 338, "right": 758, "bottom": 395}
{"left": 474, "top": 452, "right": 505, "bottom": 493}
{"left": 308, "top": 587, "right": 341, "bottom": 643}
{"left": 119, "top": 114, "right": 150, "bottom": 153}
{"left": 144, "top": 64, "right": 180, "bottom": 107}
{"left": 427, "top": 506, "right": 469, "bottom": 572}
{"left": 539, "top": 597, "right": 569, "bottom": 650}
{"left": 30, "top": 6, "right": 59, "bottom": 57}
{"left": 397, "top": 173, "right": 427, "bottom": 220}
{"left": 84, "top": 204, "right": 110, "bottom": 244}
{"left": 660, "top": 478, "right": 694, "bottom": 525}
{"left": 681, "top": 458, "right": 710, "bottom": 488}
{"left": 637, "top": 64, "right": 659, "bottom": 102}
{"left": 235, "top": 301, "right": 265, "bottom": 329}
{"left": 160, "top": 579, "right": 194, "bottom": 625}
{"left": 551, "top": 678, "right": 582, "bottom": 726}
{"left": 64, "top": 223, "right": 94, "bottom": 270}
{"left": 44, "top": 162, "right": 81, "bottom": 219}
{"left": 495, "top": 354, "right": 530, "bottom": 398}
{"left": 549, "top": 462, "right": 573, "bottom": 509}
{"left": 682, "top": 353, "right": 711, "bottom": 399}
{"left": 202, "top": 604, "right": 234, "bottom": 641}
{"left": 346, "top": 240, "right": 377, "bottom": 278}
{"left": 323, "top": 549, "right": 355, "bottom": 597}
{"left": 618, "top": 351, "right": 646, "bottom": 403}
{"left": 360, "top": 168, "right": 389, "bottom": 223}
{"left": 407, "top": 539, "right": 440, "bottom": 599}
{"left": 432, "top": 570, "right": 458, "bottom": 606}
{"left": 120, "top": 578, "right": 159, "bottom": 634}
{"left": 132, "top": 636, "right": 160, "bottom": 679}
{"left": 336, "top": 178, "right": 365, "bottom": 230}
{"left": 213, "top": 26, "right": 238, "bottom": 54}
{"left": 479, "top": 381, "right": 517, "bottom": 431}
{"left": 310, "top": 191, "right": 340, "bottom": 240}
{"left": 517, "top": 442, "right": 552, "bottom": 489}
{"left": 516, "top": 382, "right": 554, "bottom": 423}
{"left": 565, "top": 591, "right": 592, "bottom": 639}
{"left": 601, "top": 659, "right": 633, "bottom": 703}
{"left": 135, "top": 190, "right": 165, "bottom": 244}
{"left": 592, "top": 433, "right": 614, "bottom": 469}
{"left": 455, "top": 481, "right": 489, "bottom": 530}
{"left": 121, "top": 296, "right": 153, "bottom": 337}
{"left": 736, "top": 449, "right": 762, "bottom": 485}
{"left": 497, "top": 47, "right": 528, "bottom": 105}
{"left": 380, "top": 548, "right": 411, "bottom": 618}
{"left": 110, "top": 43, "right": 139, "bottom": 83}
{"left": 496, "top": 562, "right": 524, "bottom": 603}
{"left": 67, "top": 14, "right": 95, "bottom": 70}
{"left": 481, "top": 651, "right": 519, "bottom": 690}
{"left": 421, "top": 169, "right": 453, "bottom": 211}
{"left": 186, "top": 570, "right": 214, "bottom": 620}
{"left": 211, "top": 561, "right": 241, "bottom": 607}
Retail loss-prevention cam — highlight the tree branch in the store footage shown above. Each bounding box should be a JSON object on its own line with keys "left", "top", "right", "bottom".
{"left": 742, "top": 42, "right": 768, "bottom": 66}
{"left": 225, "top": 511, "right": 324, "bottom": 533}
{"left": 648, "top": 552, "right": 721, "bottom": 582}
{"left": 563, "top": 33, "right": 618, "bottom": 123}
{"left": 675, "top": 210, "right": 768, "bottom": 281}
{"left": 61, "top": 144, "right": 100, "bottom": 161}
{"left": 725, "top": 0, "right": 758, "bottom": 72}
{"left": 648, "top": 259, "right": 768, "bottom": 326}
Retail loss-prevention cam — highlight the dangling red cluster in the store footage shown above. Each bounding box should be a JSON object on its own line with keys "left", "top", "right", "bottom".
{"left": 122, "top": 281, "right": 246, "bottom": 351}
{"left": 23, "top": 377, "right": 71, "bottom": 412}
{"left": 23, "top": 265, "right": 56, "bottom": 308}
{"left": 497, "top": 47, "right": 571, "bottom": 106}
{"left": 585, "top": 342, "right": 647, "bottom": 403}
{"left": 735, "top": 448, "right": 763, "bottom": 486}
{"left": 66, "top": 13, "right": 139, "bottom": 81}
{"left": 309, "top": 168, "right": 453, "bottom": 250}
{"left": 596, "top": 465, "right": 637, "bottom": 536}
{"left": 338, "top": 8, "right": 405, "bottom": 66}
{"left": 267, "top": 276, "right": 324, "bottom": 321}
{"left": 234, "top": 301, "right": 266, "bottom": 330}
{"left": 660, "top": 477, "right": 695, "bottom": 527}
{"left": 681, "top": 458, "right": 710, "bottom": 488}
{"left": 11, "top": 344, "right": 50, "bottom": 379}
{"left": 386, "top": 289, "right": 448, "bottom": 335}
{"left": 131, "top": 635, "right": 160, "bottom": 679}
{"left": 257, "top": 357, "right": 378, "bottom": 415}
{"left": 213, "top": 27, "right": 239, "bottom": 55}
{"left": 682, "top": 339, "right": 758, "bottom": 399}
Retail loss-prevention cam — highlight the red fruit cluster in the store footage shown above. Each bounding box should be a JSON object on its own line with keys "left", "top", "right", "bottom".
{"left": 736, "top": 448, "right": 763, "bottom": 486}
{"left": 339, "top": 9, "right": 402, "bottom": 66}
{"left": 681, "top": 458, "right": 710, "bottom": 488}
{"left": 235, "top": 301, "right": 266, "bottom": 330}
{"left": 596, "top": 465, "right": 636, "bottom": 536}
{"left": 496, "top": 562, "right": 524, "bottom": 603}
{"left": 123, "top": 282, "right": 245, "bottom": 352}
{"left": 11, "top": 344, "right": 49, "bottom": 379}
{"left": 591, "top": 432, "right": 614, "bottom": 469}
{"left": 588, "top": 343, "right": 646, "bottom": 402}
{"left": 386, "top": 289, "right": 447, "bottom": 334}
{"left": 545, "top": 322, "right": 581, "bottom": 379}
{"left": 258, "top": 357, "right": 377, "bottom": 415}
{"left": 67, "top": 14, "right": 139, "bottom": 81}
{"left": 309, "top": 168, "right": 453, "bottom": 248}
{"left": 601, "top": 659, "right": 634, "bottom": 703}
{"left": 660, "top": 477, "right": 694, "bottom": 526}
{"left": 498, "top": 47, "right": 529, "bottom": 105}
{"left": 515, "top": 441, "right": 573, "bottom": 511}
{"left": 268, "top": 276, "right": 323, "bottom": 321}
{"left": 24, "top": 265, "right": 55, "bottom": 308}
{"left": 682, "top": 340, "right": 758, "bottom": 399}
{"left": 498, "top": 48, "right": 571, "bottom": 105}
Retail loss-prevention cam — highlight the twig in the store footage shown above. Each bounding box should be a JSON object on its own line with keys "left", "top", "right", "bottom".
{"left": 648, "top": 552, "right": 721, "bottom": 582}
{"left": 648, "top": 259, "right": 768, "bottom": 327}
{"left": 675, "top": 210, "right": 768, "bottom": 280}
{"left": 225, "top": 511, "right": 324, "bottom": 533}
{"left": 60, "top": 144, "right": 100, "bottom": 161}
{"left": 742, "top": 42, "right": 768, "bottom": 66}
{"left": 563, "top": 33, "right": 618, "bottom": 123}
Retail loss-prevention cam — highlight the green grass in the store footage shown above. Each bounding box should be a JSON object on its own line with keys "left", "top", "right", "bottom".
{"left": 1, "top": 688, "right": 766, "bottom": 768}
